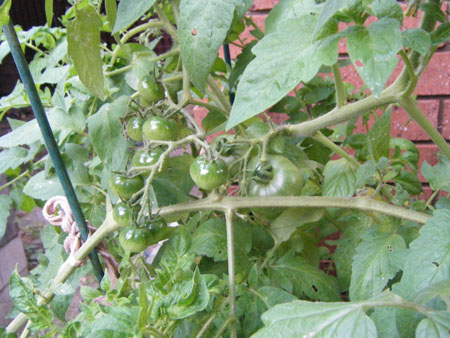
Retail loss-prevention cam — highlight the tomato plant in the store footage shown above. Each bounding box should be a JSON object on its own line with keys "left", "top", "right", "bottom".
{"left": 0, "top": 0, "right": 449, "bottom": 337}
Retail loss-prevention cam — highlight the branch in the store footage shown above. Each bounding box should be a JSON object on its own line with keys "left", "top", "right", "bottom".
{"left": 285, "top": 87, "right": 399, "bottom": 137}
{"left": 399, "top": 96, "right": 450, "bottom": 159}
{"left": 156, "top": 195, "right": 431, "bottom": 224}
{"left": 225, "top": 209, "right": 237, "bottom": 338}
{"left": 332, "top": 63, "right": 346, "bottom": 108}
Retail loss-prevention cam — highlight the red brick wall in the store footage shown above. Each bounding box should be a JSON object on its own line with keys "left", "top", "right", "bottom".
{"left": 198, "top": 1, "right": 450, "bottom": 200}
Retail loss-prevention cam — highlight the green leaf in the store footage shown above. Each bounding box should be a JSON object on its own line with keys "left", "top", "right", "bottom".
{"left": 322, "top": 158, "right": 357, "bottom": 197}
{"left": 415, "top": 317, "right": 450, "bottom": 338}
{"left": 333, "top": 213, "right": 374, "bottom": 291}
{"left": 227, "top": 15, "right": 339, "bottom": 130}
{"left": 421, "top": 155, "right": 450, "bottom": 193}
{"left": 84, "top": 306, "right": 140, "bottom": 337}
{"left": 191, "top": 218, "right": 228, "bottom": 261}
{"left": 345, "top": 18, "right": 402, "bottom": 97}
{"left": 151, "top": 154, "right": 195, "bottom": 206}
{"left": 179, "top": 0, "right": 235, "bottom": 90}
{"left": 395, "top": 209, "right": 450, "bottom": 299}
{"left": 268, "top": 254, "right": 340, "bottom": 301}
{"left": 0, "top": 0, "right": 11, "bottom": 26}
{"left": 430, "top": 22, "right": 450, "bottom": 47}
{"left": 112, "top": 0, "right": 155, "bottom": 33}
{"left": 9, "top": 270, "right": 37, "bottom": 314}
{"left": 160, "top": 228, "right": 194, "bottom": 272}
{"left": 229, "top": 41, "right": 256, "bottom": 89}
{"left": 87, "top": 96, "right": 128, "bottom": 171}
{"left": 370, "top": 0, "right": 403, "bottom": 22}
{"left": 356, "top": 160, "right": 377, "bottom": 188}
{"left": 402, "top": 29, "right": 431, "bottom": 56}
{"left": 370, "top": 308, "right": 400, "bottom": 338}
{"left": 234, "top": 0, "right": 253, "bottom": 20}
{"left": 271, "top": 208, "right": 324, "bottom": 243}
{"left": 237, "top": 286, "right": 296, "bottom": 337}
{"left": 367, "top": 109, "right": 391, "bottom": 161}
{"left": 313, "top": 0, "right": 349, "bottom": 38}
{"left": 67, "top": 5, "right": 104, "bottom": 99}
{"left": 105, "top": 0, "right": 117, "bottom": 32}
{"left": 252, "top": 299, "right": 377, "bottom": 338}
{"left": 45, "top": 0, "right": 53, "bottom": 26}
{"left": 167, "top": 269, "right": 210, "bottom": 319}
{"left": 0, "top": 195, "right": 12, "bottom": 241}
{"left": 23, "top": 171, "right": 63, "bottom": 200}
{"left": 191, "top": 217, "right": 251, "bottom": 274}
{"left": 265, "top": 0, "right": 321, "bottom": 35}
{"left": 394, "top": 170, "right": 422, "bottom": 195}
{"left": 0, "top": 147, "right": 29, "bottom": 174}
{"left": 414, "top": 279, "right": 450, "bottom": 306}
{"left": 350, "top": 228, "right": 406, "bottom": 301}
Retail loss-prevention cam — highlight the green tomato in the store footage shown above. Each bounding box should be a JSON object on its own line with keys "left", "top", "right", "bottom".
{"left": 247, "top": 155, "right": 304, "bottom": 197}
{"left": 132, "top": 147, "right": 168, "bottom": 172}
{"left": 190, "top": 156, "right": 228, "bottom": 191}
{"left": 126, "top": 117, "right": 143, "bottom": 142}
{"left": 246, "top": 155, "right": 304, "bottom": 219}
{"left": 112, "top": 202, "right": 135, "bottom": 226}
{"left": 109, "top": 174, "right": 144, "bottom": 201}
{"left": 119, "top": 226, "right": 151, "bottom": 253}
{"left": 142, "top": 116, "right": 177, "bottom": 141}
{"left": 138, "top": 77, "right": 165, "bottom": 105}
{"left": 144, "top": 219, "right": 175, "bottom": 244}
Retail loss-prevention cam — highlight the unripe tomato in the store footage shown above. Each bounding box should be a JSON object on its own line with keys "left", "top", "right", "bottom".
{"left": 142, "top": 116, "right": 177, "bottom": 141}
{"left": 132, "top": 147, "right": 168, "bottom": 172}
{"left": 138, "top": 77, "right": 165, "bottom": 105}
{"left": 112, "top": 202, "right": 135, "bottom": 226}
{"left": 119, "top": 226, "right": 151, "bottom": 253}
{"left": 247, "top": 155, "right": 304, "bottom": 197}
{"left": 109, "top": 174, "right": 144, "bottom": 201}
{"left": 126, "top": 117, "right": 143, "bottom": 142}
{"left": 190, "top": 157, "right": 228, "bottom": 191}
{"left": 144, "top": 218, "right": 175, "bottom": 244}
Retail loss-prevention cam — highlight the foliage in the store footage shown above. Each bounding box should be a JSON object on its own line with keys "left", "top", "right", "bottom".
{"left": 0, "top": 0, "right": 449, "bottom": 337}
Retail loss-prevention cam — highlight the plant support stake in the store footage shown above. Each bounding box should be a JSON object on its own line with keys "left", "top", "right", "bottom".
{"left": 2, "top": 21, "right": 104, "bottom": 281}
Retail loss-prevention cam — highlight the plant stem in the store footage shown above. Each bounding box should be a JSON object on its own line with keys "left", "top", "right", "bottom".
{"left": 105, "top": 64, "right": 132, "bottom": 77}
{"left": 286, "top": 88, "right": 398, "bottom": 137}
{"left": 110, "top": 20, "right": 164, "bottom": 65}
{"left": 207, "top": 76, "right": 232, "bottom": 112}
{"left": 188, "top": 99, "right": 230, "bottom": 119}
{"left": 398, "top": 96, "right": 450, "bottom": 159}
{"left": 195, "top": 313, "right": 216, "bottom": 338}
{"left": 332, "top": 63, "right": 346, "bottom": 108}
{"left": 156, "top": 195, "right": 431, "bottom": 224}
{"left": 225, "top": 209, "right": 237, "bottom": 338}
{"left": 213, "top": 317, "right": 234, "bottom": 338}
{"left": 312, "top": 131, "right": 360, "bottom": 168}
{"left": 154, "top": 4, "right": 178, "bottom": 41}
{"left": 6, "top": 208, "right": 119, "bottom": 334}
{"left": 425, "top": 189, "right": 439, "bottom": 209}
{"left": 162, "top": 73, "right": 183, "bottom": 83}
{"left": 0, "top": 169, "right": 29, "bottom": 192}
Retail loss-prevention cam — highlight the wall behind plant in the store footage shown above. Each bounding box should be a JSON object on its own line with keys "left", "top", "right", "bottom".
{"left": 193, "top": 0, "right": 449, "bottom": 201}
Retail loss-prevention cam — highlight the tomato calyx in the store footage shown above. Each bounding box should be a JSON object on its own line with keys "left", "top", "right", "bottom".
{"left": 252, "top": 163, "right": 274, "bottom": 184}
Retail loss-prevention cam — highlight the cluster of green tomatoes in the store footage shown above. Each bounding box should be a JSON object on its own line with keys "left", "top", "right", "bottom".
{"left": 109, "top": 76, "right": 307, "bottom": 253}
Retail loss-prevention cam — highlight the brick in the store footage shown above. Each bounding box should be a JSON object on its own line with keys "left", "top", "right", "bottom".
{"left": 418, "top": 144, "right": 440, "bottom": 182}
{"left": 390, "top": 101, "right": 439, "bottom": 141}
{"left": 250, "top": 0, "right": 279, "bottom": 11}
{"left": 340, "top": 52, "right": 450, "bottom": 96}
{"left": 419, "top": 186, "right": 433, "bottom": 201}
{"left": 352, "top": 100, "right": 438, "bottom": 141}
{"left": 0, "top": 236, "right": 27, "bottom": 289}
{"left": 442, "top": 100, "right": 450, "bottom": 140}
